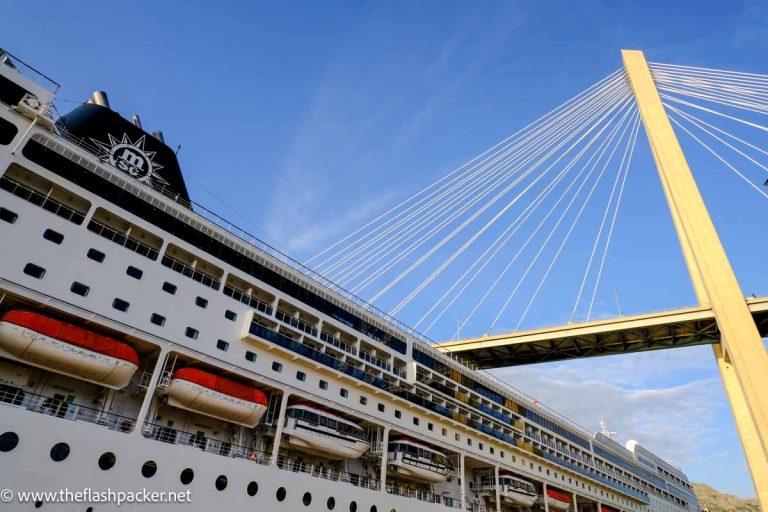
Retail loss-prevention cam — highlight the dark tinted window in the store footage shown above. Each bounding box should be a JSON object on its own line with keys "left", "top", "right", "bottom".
{"left": 87, "top": 248, "right": 105, "bottom": 262}
{"left": 23, "top": 263, "right": 45, "bottom": 279}
{"left": 195, "top": 296, "right": 208, "bottom": 308}
{"left": 70, "top": 281, "right": 90, "bottom": 297}
{"left": 216, "top": 339, "right": 229, "bottom": 351}
{"left": 43, "top": 229, "right": 64, "bottom": 244}
{"left": 185, "top": 327, "right": 199, "bottom": 340}
{"left": 0, "top": 207, "right": 18, "bottom": 224}
{"left": 112, "top": 298, "right": 130, "bottom": 312}
{"left": 224, "top": 310, "right": 237, "bottom": 321}
{"left": 0, "top": 117, "right": 18, "bottom": 145}
{"left": 126, "top": 266, "right": 143, "bottom": 279}
{"left": 150, "top": 313, "right": 166, "bottom": 326}
{"left": 162, "top": 282, "right": 177, "bottom": 294}
{"left": 245, "top": 351, "right": 257, "bottom": 362}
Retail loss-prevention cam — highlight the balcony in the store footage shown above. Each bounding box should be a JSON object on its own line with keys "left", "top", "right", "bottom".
{"left": 87, "top": 219, "right": 159, "bottom": 260}
{"left": 275, "top": 455, "right": 379, "bottom": 491}
{"left": 320, "top": 330, "right": 357, "bottom": 356}
{"left": 161, "top": 255, "right": 221, "bottom": 290}
{"left": 142, "top": 422, "right": 271, "bottom": 464}
{"left": 223, "top": 285, "right": 273, "bottom": 315}
{"left": 276, "top": 309, "right": 318, "bottom": 337}
{"left": 0, "top": 175, "right": 85, "bottom": 224}
{"left": 359, "top": 350, "right": 392, "bottom": 372}
{"left": 385, "top": 485, "right": 462, "bottom": 509}
{"left": 0, "top": 386, "right": 136, "bottom": 433}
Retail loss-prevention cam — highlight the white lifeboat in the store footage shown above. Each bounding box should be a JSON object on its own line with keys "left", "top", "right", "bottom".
{"left": 0, "top": 310, "right": 139, "bottom": 389}
{"left": 167, "top": 368, "right": 268, "bottom": 427}
{"left": 387, "top": 436, "right": 453, "bottom": 483}
{"left": 283, "top": 402, "right": 370, "bottom": 459}
{"left": 498, "top": 471, "right": 537, "bottom": 507}
{"left": 538, "top": 488, "right": 572, "bottom": 512}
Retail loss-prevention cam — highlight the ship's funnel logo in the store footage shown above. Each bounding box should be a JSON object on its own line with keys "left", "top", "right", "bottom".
{"left": 90, "top": 133, "right": 169, "bottom": 188}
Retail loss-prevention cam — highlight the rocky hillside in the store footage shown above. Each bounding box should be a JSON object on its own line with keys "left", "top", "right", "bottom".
{"left": 693, "top": 483, "right": 759, "bottom": 512}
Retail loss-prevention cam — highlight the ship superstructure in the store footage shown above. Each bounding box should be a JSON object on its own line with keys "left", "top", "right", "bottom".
{"left": 0, "top": 47, "right": 699, "bottom": 512}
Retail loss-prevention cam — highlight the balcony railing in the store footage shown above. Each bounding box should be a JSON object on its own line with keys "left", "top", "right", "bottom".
{"left": 223, "top": 285, "right": 273, "bottom": 315}
{"left": 360, "top": 350, "right": 392, "bottom": 372}
{"left": 87, "top": 219, "right": 159, "bottom": 260}
{"left": 275, "top": 455, "right": 380, "bottom": 491}
{"left": 385, "top": 486, "right": 462, "bottom": 509}
{"left": 142, "top": 422, "right": 271, "bottom": 465}
{"left": 276, "top": 309, "right": 318, "bottom": 337}
{"left": 161, "top": 255, "right": 221, "bottom": 290}
{"left": 320, "top": 331, "right": 357, "bottom": 355}
{"left": 0, "top": 175, "right": 85, "bottom": 224}
{"left": 0, "top": 387, "right": 136, "bottom": 433}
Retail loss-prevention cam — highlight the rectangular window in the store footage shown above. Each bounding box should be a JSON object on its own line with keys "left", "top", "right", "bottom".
{"left": 455, "top": 433, "right": 460, "bottom": 441}
{"left": 441, "top": 428, "right": 447, "bottom": 436}
{"left": 413, "top": 417, "right": 419, "bottom": 426}
{"left": 43, "top": 229, "right": 64, "bottom": 244}
{"left": 339, "top": 388, "right": 348, "bottom": 398}
{"left": 126, "top": 265, "right": 143, "bottom": 279}
{"left": 224, "top": 310, "right": 237, "bottom": 321}
{"left": 272, "top": 361, "right": 283, "bottom": 372}
{"left": 195, "top": 296, "right": 208, "bottom": 309}
{"left": 490, "top": 447, "right": 494, "bottom": 454}
{"left": 162, "top": 282, "right": 177, "bottom": 294}
{"left": 359, "top": 396, "right": 367, "bottom": 405}
{"left": 70, "top": 281, "right": 90, "bottom": 297}
{"left": 0, "top": 207, "right": 17, "bottom": 224}
{"left": 23, "top": 263, "right": 45, "bottom": 279}
{"left": 428, "top": 423, "right": 433, "bottom": 431}
{"left": 467, "top": 439, "right": 472, "bottom": 446}
{"left": 377, "top": 403, "right": 385, "bottom": 412}
{"left": 112, "top": 298, "right": 130, "bottom": 312}
{"left": 319, "top": 380, "right": 328, "bottom": 390}
{"left": 395, "top": 410, "right": 402, "bottom": 419}
{"left": 87, "top": 248, "right": 105, "bottom": 263}
{"left": 245, "top": 351, "right": 257, "bottom": 362}
{"left": 216, "top": 339, "right": 229, "bottom": 351}
{"left": 150, "top": 313, "right": 166, "bottom": 326}
{"left": 479, "top": 442, "right": 484, "bottom": 450}
{"left": 296, "top": 371, "right": 306, "bottom": 382}
{"left": 185, "top": 327, "right": 199, "bottom": 340}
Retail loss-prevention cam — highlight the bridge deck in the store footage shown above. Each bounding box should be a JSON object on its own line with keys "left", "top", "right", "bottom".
{"left": 436, "top": 296, "right": 768, "bottom": 369}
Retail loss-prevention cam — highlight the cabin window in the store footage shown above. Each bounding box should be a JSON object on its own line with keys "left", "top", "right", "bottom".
{"left": 224, "top": 309, "right": 237, "bottom": 321}
{"left": 141, "top": 461, "right": 158, "bottom": 478}
{"left": 455, "top": 434, "right": 460, "bottom": 441}
{"left": 359, "top": 396, "right": 367, "bottom": 406}
{"left": 185, "top": 327, "right": 199, "bottom": 340}
{"left": 87, "top": 248, "right": 106, "bottom": 263}
{"left": 272, "top": 362, "right": 282, "bottom": 373}
{"left": 0, "top": 432, "right": 19, "bottom": 452}
{"left": 246, "top": 481, "right": 258, "bottom": 496}
{"left": 50, "top": 442, "right": 70, "bottom": 462}
{"left": 441, "top": 428, "right": 447, "bottom": 436}
{"left": 428, "top": 422, "right": 433, "bottom": 431}
{"left": 319, "top": 380, "right": 328, "bottom": 390}
{"left": 327, "top": 497, "right": 335, "bottom": 510}
{"left": 215, "top": 475, "right": 228, "bottom": 491}
{"left": 162, "top": 282, "right": 177, "bottom": 294}
{"left": 180, "top": 468, "right": 194, "bottom": 485}
{"left": 113, "top": 298, "right": 130, "bottom": 312}
{"left": 43, "top": 228, "right": 64, "bottom": 244}
{"left": 126, "top": 265, "right": 143, "bottom": 280}
{"left": 23, "top": 263, "right": 46, "bottom": 279}
{"left": 245, "top": 351, "right": 257, "bottom": 362}
{"left": 377, "top": 403, "right": 385, "bottom": 413}
{"left": 195, "top": 296, "right": 208, "bottom": 309}
{"left": 70, "top": 281, "right": 90, "bottom": 297}
{"left": 479, "top": 442, "right": 484, "bottom": 450}
{"left": 0, "top": 207, "right": 18, "bottom": 224}
{"left": 303, "top": 492, "right": 312, "bottom": 506}
{"left": 413, "top": 417, "right": 419, "bottom": 426}
{"left": 339, "top": 388, "right": 348, "bottom": 398}
{"left": 296, "top": 371, "right": 306, "bottom": 382}
{"left": 98, "top": 452, "right": 116, "bottom": 470}
{"left": 216, "top": 339, "right": 229, "bottom": 351}
{"left": 150, "top": 313, "right": 166, "bottom": 326}
{"left": 395, "top": 410, "right": 401, "bottom": 419}
{"left": 276, "top": 487, "right": 286, "bottom": 502}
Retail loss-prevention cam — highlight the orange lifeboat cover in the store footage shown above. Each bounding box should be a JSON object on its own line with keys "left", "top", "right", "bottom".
{"left": 1, "top": 310, "right": 139, "bottom": 365}
{"left": 546, "top": 488, "right": 572, "bottom": 504}
{"left": 172, "top": 368, "right": 267, "bottom": 405}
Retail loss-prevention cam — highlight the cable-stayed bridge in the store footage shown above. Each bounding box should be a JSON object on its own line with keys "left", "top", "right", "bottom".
{"left": 307, "top": 50, "right": 768, "bottom": 508}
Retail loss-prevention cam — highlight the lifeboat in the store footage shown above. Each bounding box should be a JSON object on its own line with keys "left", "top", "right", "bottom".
{"left": 538, "top": 488, "right": 572, "bottom": 512}
{"left": 283, "top": 402, "right": 370, "bottom": 459}
{"left": 167, "top": 368, "right": 268, "bottom": 427}
{"left": 498, "top": 471, "right": 537, "bottom": 507}
{"left": 0, "top": 310, "right": 139, "bottom": 389}
{"left": 387, "top": 436, "right": 453, "bottom": 483}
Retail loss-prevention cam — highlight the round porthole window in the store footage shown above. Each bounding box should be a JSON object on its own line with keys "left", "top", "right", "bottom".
{"left": 180, "top": 468, "right": 194, "bottom": 485}
{"left": 303, "top": 492, "right": 312, "bottom": 506}
{"left": 50, "top": 442, "right": 70, "bottom": 462}
{"left": 215, "top": 475, "right": 228, "bottom": 491}
{"left": 247, "top": 481, "right": 258, "bottom": 496}
{"left": 98, "top": 452, "right": 116, "bottom": 470}
{"left": 141, "top": 460, "right": 157, "bottom": 478}
{"left": 276, "top": 487, "right": 286, "bottom": 502}
{"left": 0, "top": 432, "right": 19, "bottom": 452}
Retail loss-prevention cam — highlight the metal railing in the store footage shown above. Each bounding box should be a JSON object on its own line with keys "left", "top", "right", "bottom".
{"left": 0, "top": 175, "right": 86, "bottom": 224}
{"left": 276, "top": 309, "right": 318, "bottom": 336}
{"left": 223, "top": 285, "right": 273, "bottom": 315}
{"left": 0, "top": 387, "right": 136, "bottom": 432}
{"left": 87, "top": 219, "right": 159, "bottom": 260}
{"left": 385, "top": 486, "right": 462, "bottom": 509}
{"left": 0, "top": 48, "right": 60, "bottom": 94}
{"left": 360, "top": 350, "right": 392, "bottom": 372}
{"left": 275, "top": 455, "right": 380, "bottom": 491}
{"left": 160, "top": 255, "right": 221, "bottom": 290}
{"left": 142, "top": 422, "right": 271, "bottom": 464}
{"left": 320, "top": 331, "right": 357, "bottom": 355}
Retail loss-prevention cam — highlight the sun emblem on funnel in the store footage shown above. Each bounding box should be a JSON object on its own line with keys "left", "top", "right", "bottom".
{"left": 90, "top": 133, "right": 169, "bottom": 188}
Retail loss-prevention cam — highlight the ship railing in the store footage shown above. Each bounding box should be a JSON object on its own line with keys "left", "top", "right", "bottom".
{"left": 0, "top": 48, "right": 60, "bottom": 94}
{"left": 319, "top": 331, "right": 357, "bottom": 356}
{"left": 0, "top": 174, "right": 86, "bottom": 224}
{"left": 398, "top": 454, "right": 453, "bottom": 476}
{"left": 275, "top": 455, "right": 380, "bottom": 491}
{"left": 141, "top": 422, "right": 272, "bottom": 465}
{"left": 223, "top": 285, "right": 274, "bottom": 315}
{"left": 160, "top": 255, "right": 221, "bottom": 290}
{"left": 87, "top": 219, "right": 160, "bottom": 260}
{"left": 276, "top": 309, "right": 318, "bottom": 337}
{"left": 385, "top": 486, "right": 462, "bottom": 509}
{"left": 359, "top": 350, "right": 392, "bottom": 372}
{"left": 464, "top": 500, "right": 489, "bottom": 512}
{"left": 0, "top": 387, "right": 136, "bottom": 433}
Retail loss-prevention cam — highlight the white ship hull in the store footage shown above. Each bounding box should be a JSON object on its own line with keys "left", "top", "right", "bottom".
{"left": 0, "top": 321, "right": 138, "bottom": 389}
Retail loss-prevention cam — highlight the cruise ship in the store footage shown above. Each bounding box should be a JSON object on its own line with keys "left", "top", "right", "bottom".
{"left": 0, "top": 47, "right": 700, "bottom": 512}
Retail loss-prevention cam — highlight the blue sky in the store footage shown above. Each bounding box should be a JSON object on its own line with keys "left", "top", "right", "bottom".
{"left": 5, "top": 0, "right": 768, "bottom": 498}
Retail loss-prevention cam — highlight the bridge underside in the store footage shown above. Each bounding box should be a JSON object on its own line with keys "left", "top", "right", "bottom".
{"left": 437, "top": 297, "right": 768, "bottom": 369}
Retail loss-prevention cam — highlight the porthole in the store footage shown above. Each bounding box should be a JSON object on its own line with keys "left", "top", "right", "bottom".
{"left": 327, "top": 496, "right": 336, "bottom": 510}
{"left": 349, "top": 501, "right": 357, "bottom": 512}
{"left": 180, "top": 468, "right": 194, "bottom": 485}
{"left": 98, "top": 452, "right": 116, "bottom": 470}
{"left": 0, "top": 207, "right": 18, "bottom": 224}
{"left": 246, "top": 481, "right": 258, "bottom": 496}
{"left": 276, "top": 487, "right": 286, "bottom": 502}
{"left": 370, "top": 506, "right": 378, "bottom": 512}
{"left": 86, "top": 507, "right": 93, "bottom": 512}
{"left": 0, "top": 431, "right": 19, "bottom": 452}
{"left": 50, "top": 442, "right": 70, "bottom": 462}
{"left": 34, "top": 501, "right": 42, "bottom": 508}
{"left": 141, "top": 460, "right": 157, "bottom": 478}
{"left": 215, "top": 475, "right": 228, "bottom": 491}
{"left": 303, "top": 492, "right": 312, "bottom": 506}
